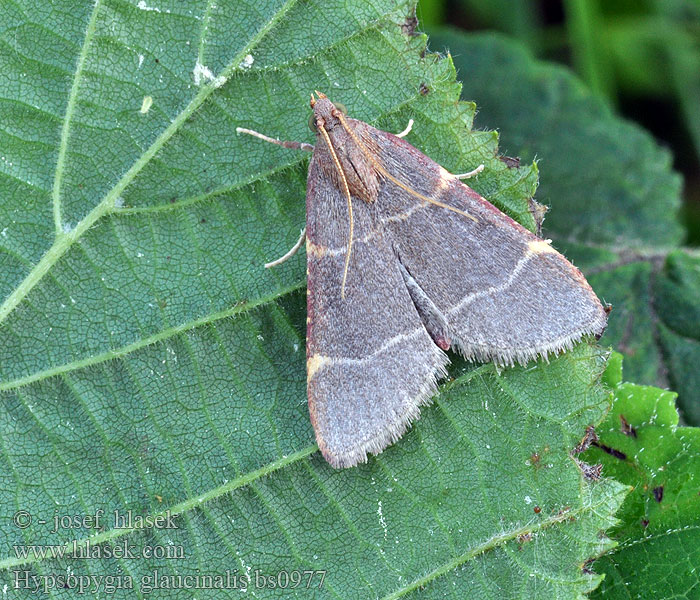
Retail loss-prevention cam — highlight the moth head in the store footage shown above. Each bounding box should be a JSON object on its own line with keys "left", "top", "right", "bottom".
{"left": 309, "top": 92, "right": 347, "bottom": 133}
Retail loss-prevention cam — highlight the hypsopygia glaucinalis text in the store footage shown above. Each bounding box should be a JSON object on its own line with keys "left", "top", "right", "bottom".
{"left": 237, "top": 92, "right": 607, "bottom": 469}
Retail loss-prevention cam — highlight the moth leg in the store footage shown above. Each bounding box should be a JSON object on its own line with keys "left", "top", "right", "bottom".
{"left": 236, "top": 127, "right": 314, "bottom": 152}
{"left": 394, "top": 119, "right": 414, "bottom": 138}
{"left": 454, "top": 164, "right": 485, "bottom": 179}
{"left": 264, "top": 228, "right": 306, "bottom": 268}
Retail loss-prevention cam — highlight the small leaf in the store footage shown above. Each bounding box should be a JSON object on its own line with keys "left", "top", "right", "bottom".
{"left": 584, "top": 353, "right": 700, "bottom": 599}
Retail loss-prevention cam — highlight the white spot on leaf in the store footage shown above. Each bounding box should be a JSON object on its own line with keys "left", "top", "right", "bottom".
{"left": 377, "top": 500, "right": 387, "bottom": 540}
{"left": 137, "top": 0, "right": 161, "bottom": 12}
{"left": 193, "top": 60, "right": 227, "bottom": 88}
{"left": 140, "top": 95, "right": 153, "bottom": 114}
{"left": 239, "top": 54, "right": 254, "bottom": 69}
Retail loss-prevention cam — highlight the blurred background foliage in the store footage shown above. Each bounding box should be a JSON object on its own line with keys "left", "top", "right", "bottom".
{"left": 419, "top": 0, "right": 700, "bottom": 243}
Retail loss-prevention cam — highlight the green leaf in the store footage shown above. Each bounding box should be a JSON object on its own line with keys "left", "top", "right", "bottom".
{"left": 0, "top": 2, "right": 626, "bottom": 597}
{"left": 428, "top": 30, "right": 700, "bottom": 421}
{"left": 583, "top": 353, "right": 700, "bottom": 599}
{"left": 654, "top": 250, "right": 700, "bottom": 425}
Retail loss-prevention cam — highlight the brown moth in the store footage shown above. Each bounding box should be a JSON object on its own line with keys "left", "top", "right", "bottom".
{"left": 238, "top": 92, "right": 607, "bottom": 469}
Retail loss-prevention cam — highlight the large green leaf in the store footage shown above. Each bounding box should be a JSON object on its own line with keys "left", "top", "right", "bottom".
{"left": 0, "top": 2, "right": 627, "bottom": 597}
{"left": 584, "top": 353, "right": 700, "bottom": 599}
{"left": 429, "top": 30, "right": 700, "bottom": 422}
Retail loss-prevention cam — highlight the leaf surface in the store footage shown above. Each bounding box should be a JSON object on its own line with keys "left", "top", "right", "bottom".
{"left": 0, "top": 3, "right": 626, "bottom": 597}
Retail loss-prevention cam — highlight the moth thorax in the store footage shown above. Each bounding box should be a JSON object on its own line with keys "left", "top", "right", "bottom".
{"left": 338, "top": 135, "right": 380, "bottom": 203}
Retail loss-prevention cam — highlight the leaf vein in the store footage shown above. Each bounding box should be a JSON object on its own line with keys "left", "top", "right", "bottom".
{"left": 0, "top": 283, "right": 303, "bottom": 392}
{"left": 0, "top": 0, "right": 301, "bottom": 328}
{"left": 52, "top": 0, "right": 103, "bottom": 236}
{"left": 379, "top": 492, "right": 617, "bottom": 600}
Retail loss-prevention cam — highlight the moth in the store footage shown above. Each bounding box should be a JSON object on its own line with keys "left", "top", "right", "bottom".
{"left": 238, "top": 92, "right": 607, "bottom": 469}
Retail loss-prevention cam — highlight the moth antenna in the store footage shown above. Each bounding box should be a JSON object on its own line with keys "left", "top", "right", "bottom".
{"left": 236, "top": 127, "right": 314, "bottom": 152}
{"left": 264, "top": 228, "right": 306, "bottom": 268}
{"left": 335, "top": 112, "right": 478, "bottom": 223}
{"left": 454, "top": 164, "right": 484, "bottom": 179}
{"left": 395, "top": 119, "right": 414, "bottom": 138}
{"left": 317, "top": 122, "right": 354, "bottom": 299}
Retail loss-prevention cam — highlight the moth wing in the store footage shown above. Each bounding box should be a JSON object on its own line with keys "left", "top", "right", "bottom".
{"left": 305, "top": 157, "right": 448, "bottom": 468}
{"left": 362, "top": 124, "right": 607, "bottom": 366}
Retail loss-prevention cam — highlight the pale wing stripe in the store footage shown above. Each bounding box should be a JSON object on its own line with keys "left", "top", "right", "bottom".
{"left": 310, "top": 202, "right": 429, "bottom": 257}
{"left": 382, "top": 198, "right": 429, "bottom": 224}
{"left": 447, "top": 249, "right": 537, "bottom": 316}
{"left": 309, "top": 327, "right": 426, "bottom": 380}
